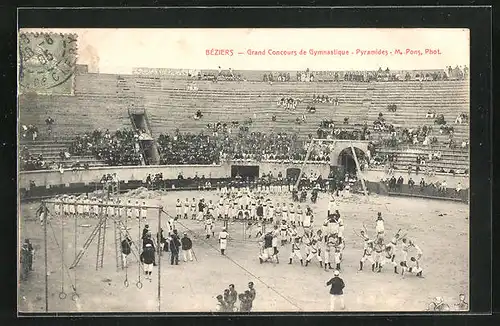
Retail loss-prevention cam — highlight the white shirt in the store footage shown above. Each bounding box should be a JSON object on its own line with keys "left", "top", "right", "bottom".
{"left": 219, "top": 231, "right": 228, "bottom": 240}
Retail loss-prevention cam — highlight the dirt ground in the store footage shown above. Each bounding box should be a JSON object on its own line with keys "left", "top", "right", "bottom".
{"left": 18, "top": 190, "right": 469, "bottom": 312}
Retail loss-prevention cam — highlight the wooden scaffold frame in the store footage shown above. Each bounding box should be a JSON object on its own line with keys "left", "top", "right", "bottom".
{"left": 39, "top": 196, "right": 164, "bottom": 312}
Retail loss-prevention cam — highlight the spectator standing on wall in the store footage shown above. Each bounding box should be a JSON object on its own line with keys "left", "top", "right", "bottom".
{"left": 45, "top": 116, "right": 54, "bottom": 137}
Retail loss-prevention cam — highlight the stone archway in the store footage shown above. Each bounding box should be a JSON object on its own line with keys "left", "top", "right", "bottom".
{"left": 327, "top": 140, "right": 369, "bottom": 167}
{"left": 336, "top": 147, "right": 366, "bottom": 174}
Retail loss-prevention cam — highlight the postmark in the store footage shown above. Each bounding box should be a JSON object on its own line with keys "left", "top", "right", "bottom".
{"left": 19, "top": 32, "right": 78, "bottom": 95}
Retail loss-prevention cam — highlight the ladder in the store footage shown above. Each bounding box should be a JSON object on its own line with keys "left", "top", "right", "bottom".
{"left": 113, "top": 220, "right": 123, "bottom": 271}
{"left": 350, "top": 142, "right": 368, "bottom": 196}
{"left": 95, "top": 217, "right": 107, "bottom": 270}
{"left": 69, "top": 215, "right": 107, "bottom": 269}
{"left": 111, "top": 217, "right": 145, "bottom": 274}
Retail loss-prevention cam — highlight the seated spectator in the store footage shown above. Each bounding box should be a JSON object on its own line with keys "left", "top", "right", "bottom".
{"left": 434, "top": 114, "right": 446, "bottom": 125}
{"left": 455, "top": 113, "right": 468, "bottom": 124}
{"left": 20, "top": 147, "right": 48, "bottom": 171}
{"left": 193, "top": 110, "right": 203, "bottom": 120}
{"left": 440, "top": 125, "right": 454, "bottom": 134}
{"left": 387, "top": 104, "right": 397, "bottom": 112}
{"left": 343, "top": 117, "right": 349, "bottom": 125}
{"left": 461, "top": 139, "right": 469, "bottom": 149}
{"left": 426, "top": 110, "right": 436, "bottom": 118}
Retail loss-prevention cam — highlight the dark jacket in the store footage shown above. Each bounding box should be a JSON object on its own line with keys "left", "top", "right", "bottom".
{"left": 121, "top": 238, "right": 132, "bottom": 255}
{"left": 181, "top": 237, "right": 193, "bottom": 250}
{"left": 142, "top": 227, "right": 150, "bottom": 240}
{"left": 170, "top": 235, "right": 181, "bottom": 254}
{"left": 142, "top": 237, "right": 155, "bottom": 250}
{"left": 256, "top": 205, "right": 264, "bottom": 217}
{"left": 142, "top": 247, "right": 155, "bottom": 264}
{"left": 326, "top": 277, "right": 345, "bottom": 295}
{"left": 263, "top": 234, "right": 273, "bottom": 248}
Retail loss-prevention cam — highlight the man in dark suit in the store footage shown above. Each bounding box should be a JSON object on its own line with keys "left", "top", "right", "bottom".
{"left": 142, "top": 243, "right": 155, "bottom": 281}
{"left": 326, "top": 270, "right": 345, "bottom": 311}
{"left": 169, "top": 229, "right": 181, "bottom": 265}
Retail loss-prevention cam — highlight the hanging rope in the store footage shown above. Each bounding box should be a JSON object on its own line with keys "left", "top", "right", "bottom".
{"left": 45, "top": 209, "right": 78, "bottom": 299}
{"left": 59, "top": 213, "right": 67, "bottom": 300}
{"left": 136, "top": 206, "right": 143, "bottom": 289}
{"left": 121, "top": 203, "right": 129, "bottom": 287}
{"left": 161, "top": 209, "right": 303, "bottom": 311}
{"left": 72, "top": 208, "right": 79, "bottom": 301}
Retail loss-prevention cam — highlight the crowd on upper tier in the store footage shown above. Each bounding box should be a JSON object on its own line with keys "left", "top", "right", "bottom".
{"left": 262, "top": 65, "right": 468, "bottom": 83}
{"left": 68, "top": 129, "right": 142, "bottom": 166}
{"left": 157, "top": 131, "right": 306, "bottom": 164}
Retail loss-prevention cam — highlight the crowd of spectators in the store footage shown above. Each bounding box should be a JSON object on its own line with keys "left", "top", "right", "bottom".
{"left": 20, "top": 124, "right": 39, "bottom": 141}
{"left": 312, "top": 94, "right": 339, "bottom": 105}
{"left": 373, "top": 113, "right": 395, "bottom": 133}
{"left": 68, "top": 129, "right": 142, "bottom": 166}
{"left": 230, "top": 132, "right": 305, "bottom": 161}
{"left": 20, "top": 146, "right": 47, "bottom": 171}
{"left": 216, "top": 283, "right": 256, "bottom": 312}
{"left": 158, "top": 132, "right": 220, "bottom": 165}
{"left": 316, "top": 120, "right": 369, "bottom": 141}
{"left": 198, "top": 67, "right": 244, "bottom": 82}
{"left": 263, "top": 72, "right": 291, "bottom": 82}
{"left": 277, "top": 96, "right": 301, "bottom": 110}
{"left": 289, "top": 66, "right": 469, "bottom": 83}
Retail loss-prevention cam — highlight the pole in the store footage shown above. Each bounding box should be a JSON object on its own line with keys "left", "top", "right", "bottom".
{"left": 43, "top": 203, "right": 49, "bottom": 312}
{"left": 350, "top": 143, "right": 368, "bottom": 196}
{"left": 157, "top": 207, "right": 162, "bottom": 312}
{"left": 294, "top": 140, "right": 315, "bottom": 189}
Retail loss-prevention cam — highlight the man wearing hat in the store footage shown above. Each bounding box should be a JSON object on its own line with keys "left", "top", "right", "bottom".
{"left": 20, "top": 239, "right": 34, "bottom": 280}
{"left": 142, "top": 224, "right": 150, "bottom": 241}
{"left": 326, "top": 270, "right": 345, "bottom": 311}
{"left": 218, "top": 227, "right": 229, "bottom": 255}
{"left": 181, "top": 233, "right": 194, "bottom": 262}
{"left": 142, "top": 243, "right": 155, "bottom": 281}
{"left": 169, "top": 229, "right": 181, "bottom": 265}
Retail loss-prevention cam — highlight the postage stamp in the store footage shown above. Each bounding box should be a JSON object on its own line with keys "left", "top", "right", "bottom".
{"left": 18, "top": 32, "right": 77, "bottom": 95}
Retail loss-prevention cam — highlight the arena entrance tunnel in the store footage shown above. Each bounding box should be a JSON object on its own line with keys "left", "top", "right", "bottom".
{"left": 231, "top": 165, "right": 259, "bottom": 180}
{"left": 337, "top": 147, "right": 366, "bottom": 175}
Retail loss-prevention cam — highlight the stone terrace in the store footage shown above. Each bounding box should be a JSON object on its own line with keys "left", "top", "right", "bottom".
{"left": 18, "top": 73, "right": 469, "bottom": 171}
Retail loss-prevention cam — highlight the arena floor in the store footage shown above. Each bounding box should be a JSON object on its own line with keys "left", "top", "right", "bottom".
{"left": 18, "top": 190, "right": 469, "bottom": 312}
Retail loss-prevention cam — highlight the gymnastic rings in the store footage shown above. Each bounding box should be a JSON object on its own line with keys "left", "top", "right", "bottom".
{"left": 136, "top": 281, "right": 143, "bottom": 289}
{"left": 124, "top": 280, "right": 129, "bottom": 287}
{"left": 59, "top": 291, "right": 67, "bottom": 299}
{"left": 71, "top": 292, "right": 80, "bottom": 301}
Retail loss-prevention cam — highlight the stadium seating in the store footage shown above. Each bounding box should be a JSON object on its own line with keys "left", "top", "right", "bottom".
{"left": 18, "top": 71, "right": 469, "bottom": 173}
{"left": 20, "top": 140, "right": 107, "bottom": 169}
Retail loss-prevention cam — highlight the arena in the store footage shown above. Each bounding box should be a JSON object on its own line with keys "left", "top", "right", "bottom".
{"left": 18, "top": 188, "right": 468, "bottom": 312}
{"left": 18, "top": 29, "right": 470, "bottom": 313}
